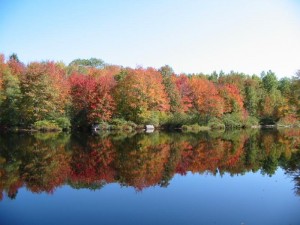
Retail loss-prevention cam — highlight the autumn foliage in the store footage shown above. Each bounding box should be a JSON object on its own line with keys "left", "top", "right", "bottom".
{"left": 0, "top": 54, "right": 299, "bottom": 129}
{"left": 69, "top": 71, "right": 116, "bottom": 125}
{"left": 114, "top": 68, "right": 170, "bottom": 123}
{"left": 189, "top": 77, "right": 224, "bottom": 117}
{"left": 20, "top": 62, "right": 70, "bottom": 124}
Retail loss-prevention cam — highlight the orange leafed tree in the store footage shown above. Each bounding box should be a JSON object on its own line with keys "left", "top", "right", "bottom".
{"left": 7, "top": 58, "right": 25, "bottom": 78}
{"left": 114, "top": 67, "right": 170, "bottom": 122}
{"left": 88, "top": 65, "right": 121, "bottom": 78}
{"left": 0, "top": 54, "right": 8, "bottom": 92}
{"left": 220, "top": 83, "right": 244, "bottom": 113}
{"left": 143, "top": 68, "right": 170, "bottom": 111}
{"left": 189, "top": 77, "right": 224, "bottom": 117}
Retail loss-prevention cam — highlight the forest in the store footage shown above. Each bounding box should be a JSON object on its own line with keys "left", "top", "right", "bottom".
{"left": 0, "top": 53, "right": 299, "bottom": 131}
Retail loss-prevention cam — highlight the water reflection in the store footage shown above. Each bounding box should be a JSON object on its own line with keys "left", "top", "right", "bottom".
{"left": 0, "top": 129, "right": 299, "bottom": 200}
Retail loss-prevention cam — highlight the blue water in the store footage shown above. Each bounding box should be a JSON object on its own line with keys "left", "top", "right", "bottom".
{"left": 1, "top": 169, "right": 299, "bottom": 225}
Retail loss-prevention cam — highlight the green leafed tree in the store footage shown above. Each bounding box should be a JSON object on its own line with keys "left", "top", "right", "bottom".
{"left": 159, "top": 65, "right": 182, "bottom": 113}
{"left": 261, "top": 70, "right": 278, "bottom": 93}
{"left": 0, "top": 55, "right": 22, "bottom": 126}
{"left": 68, "top": 58, "right": 105, "bottom": 74}
{"left": 278, "top": 77, "right": 292, "bottom": 98}
{"left": 244, "top": 76, "right": 261, "bottom": 117}
{"left": 20, "top": 62, "right": 70, "bottom": 125}
{"left": 0, "top": 72, "right": 21, "bottom": 126}
{"left": 291, "top": 70, "right": 300, "bottom": 117}
{"left": 9, "top": 53, "right": 20, "bottom": 62}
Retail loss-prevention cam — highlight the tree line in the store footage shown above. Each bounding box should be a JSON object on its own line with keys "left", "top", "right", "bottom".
{"left": 0, "top": 53, "right": 299, "bottom": 131}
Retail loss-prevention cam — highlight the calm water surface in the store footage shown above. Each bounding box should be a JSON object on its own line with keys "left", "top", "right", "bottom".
{"left": 0, "top": 129, "right": 299, "bottom": 225}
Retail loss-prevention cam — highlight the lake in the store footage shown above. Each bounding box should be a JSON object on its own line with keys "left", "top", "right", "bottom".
{"left": 0, "top": 129, "right": 299, "bottom": 225}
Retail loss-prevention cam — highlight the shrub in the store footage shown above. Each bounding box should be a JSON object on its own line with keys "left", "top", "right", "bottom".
{"left": 110, "top": 118, "right": 128, "bottom": 126}
{"left": 55, "top": 117, "right": 71, "bottom": 130}
{"left": 97, "top": 122, "right": 110, "bottom": 130}
{"left": 127, "top": 121, "right": 137, "bottom": 129}
{"left": 181, "top": 125, "right": 188, "bottom": 130}
{"left": 277, "top": 115, "right": 300, "bottom": 127}
{"left": 122, "top": 124, "right": 133, "bottom": 131}
{"left": 139, "top": 111, "right": 160, "bottom": 126}
{"left": 33, "top": 120, "right": 61, "bottom": 131}
{"left": 208, "top": 117, "right": 225, "bottom": 130}
{"left": 109, "top": 124, "right": 117, "bottom": 130}
{"left": 157, "top": 112, "right": 170, "bottom": 126}
{"left": 165, "top": 113, "right": 198, "bottom": 128}
{"left": 109, "top": 118, "right": 137, "bottom": 131}
{"left": 244, "top": 116, "right": 259, "bottom": 128}
{"left": 222, "top": 113, "right": 243, "bottom": 128}
{"left": 182, "top": 123, "right": 208, "bottom": 132}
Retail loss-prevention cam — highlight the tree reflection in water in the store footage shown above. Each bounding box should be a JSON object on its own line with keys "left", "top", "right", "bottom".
{"left": 0, "top": 128, "right": 299, "bottom": 200}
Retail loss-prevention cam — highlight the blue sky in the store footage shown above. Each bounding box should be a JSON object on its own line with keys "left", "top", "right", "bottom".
{"left": 0, "top": 0, "right": 300, "bottom": 78}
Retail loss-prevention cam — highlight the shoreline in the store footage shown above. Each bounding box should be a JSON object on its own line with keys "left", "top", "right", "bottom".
{"left": 1, "top": 123, "right": 299, "bottom": 134}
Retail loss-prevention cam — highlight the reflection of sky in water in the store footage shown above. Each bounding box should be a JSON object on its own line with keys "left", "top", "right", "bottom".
{"left": 1, "top": 169, "right": 299, "bottom": 225}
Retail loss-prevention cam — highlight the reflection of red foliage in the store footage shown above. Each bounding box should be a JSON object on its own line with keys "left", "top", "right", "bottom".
{"left": 176, "top": 136, "right": 247, "bottom": 175}
{"left": 116, "top": 142, "right": 171, "bottom": 191}
{"left": 70, "top": 139, "right": 116, "bottom": 184}
{"left": 175, "top": 142, "right": 194, "bottom": 175}
{"left": 220, "top": 141, "right": 245, "bottom": 171}
{"left": 2, "top": 129, "right": 298, "bottom": 198}
{"left": 25, "top": 151, "right": 71, "bottom": 194}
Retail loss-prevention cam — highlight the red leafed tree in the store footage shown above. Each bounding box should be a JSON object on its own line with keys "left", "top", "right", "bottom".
{"left": 175, "top": 74, "right": 193, "bottom": 112}
{"left": 0, "top": 54, "right": 7, "bottom": 90}
{"left": 219, "top": 83, "right": 244, "bottom": 113}
{"left": 7, "top": 58, "right": 25, "bottom": 78}
{"left": 89, "top": 75, "right": 116, "bottom": 122}
{"left": 70, "top": 71, "right": 116, "bottom": 125}
{"left": 189, "top": 77, "right": 224, "bottom": 117}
